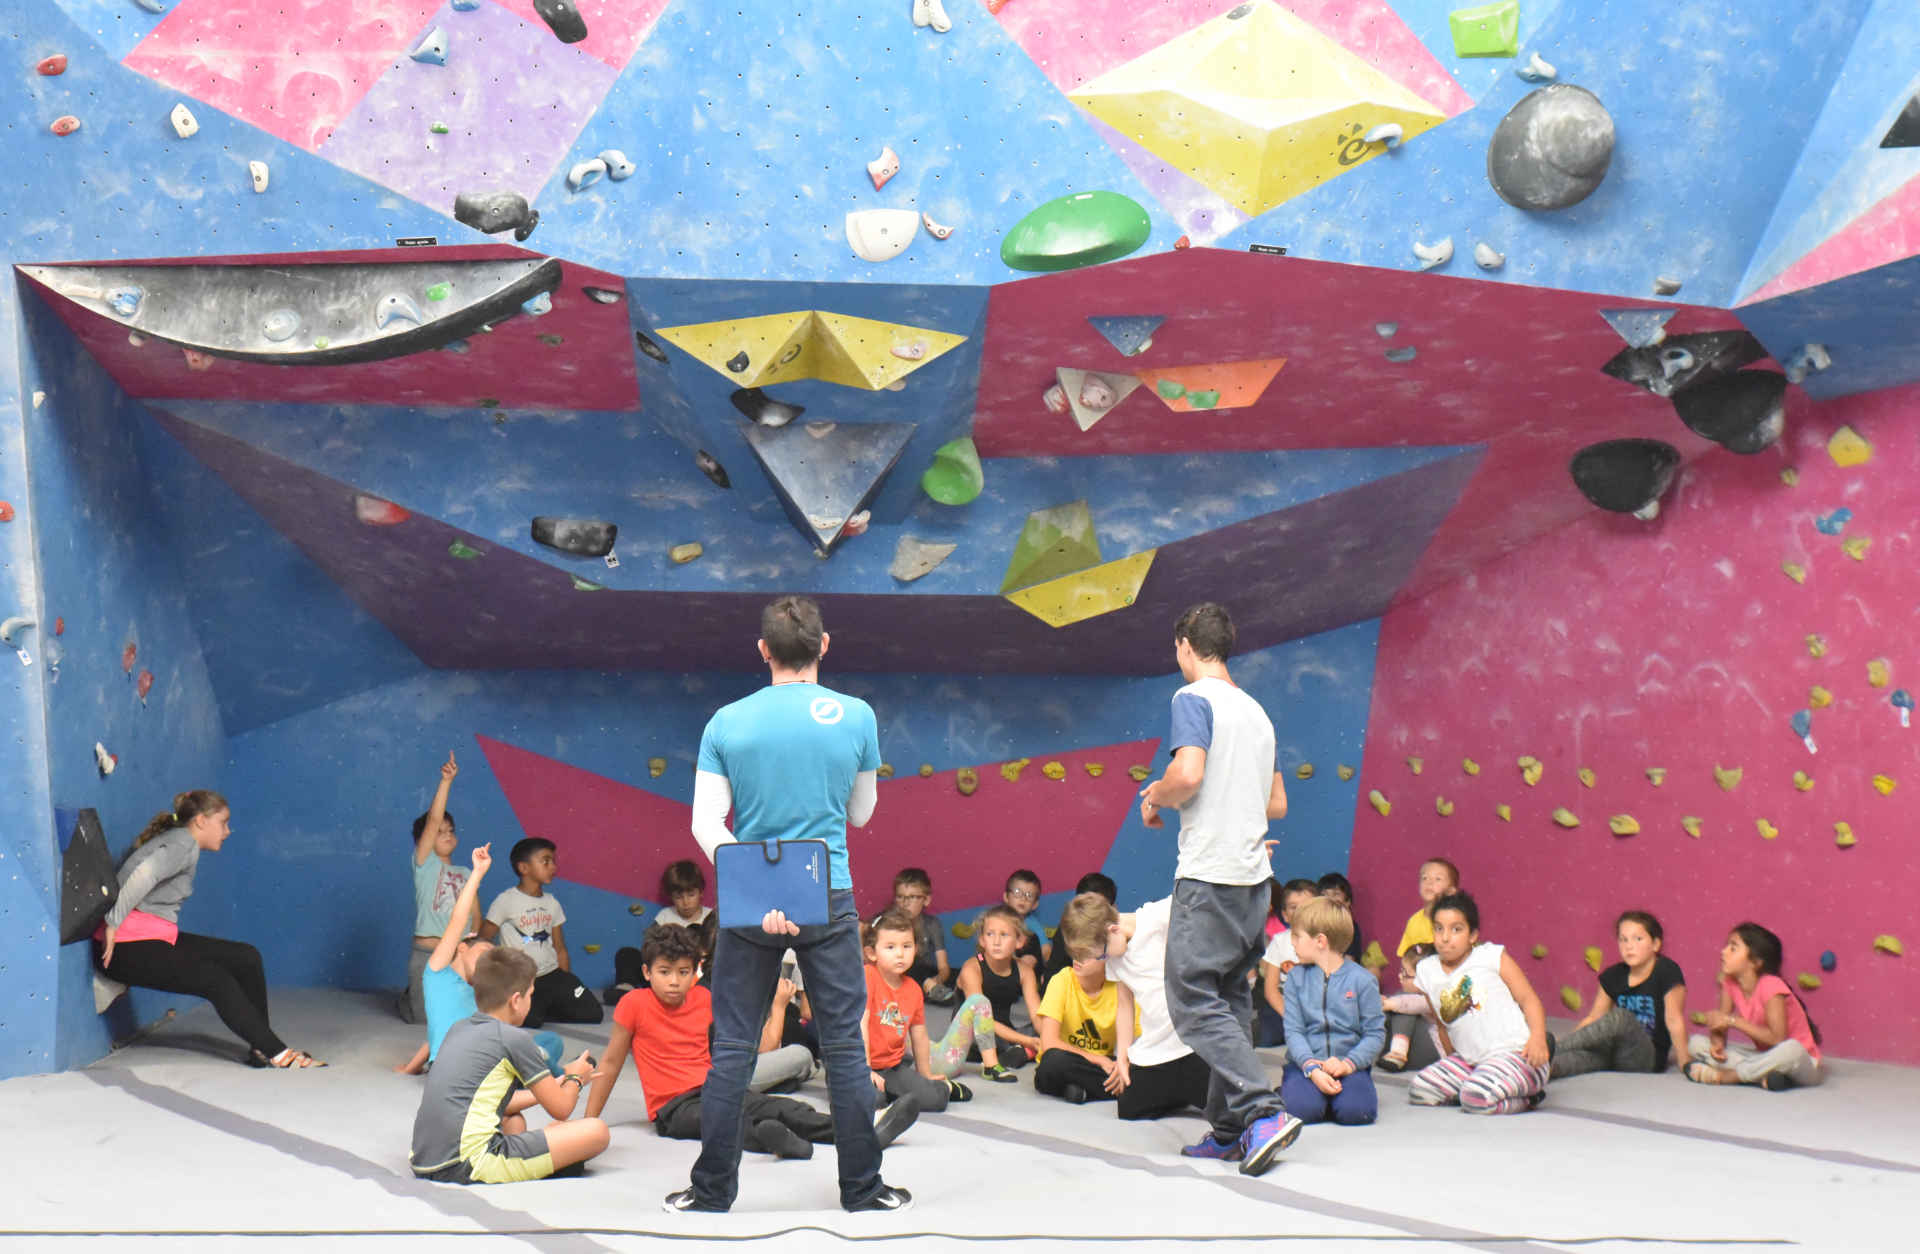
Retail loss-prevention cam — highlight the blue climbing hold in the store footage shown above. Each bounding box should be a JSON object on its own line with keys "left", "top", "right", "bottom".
{"left": 107, "top": 286, "right": 144, "bottom": 317}
{"left": 521, "top": 291, "right": 553, "bottom": 317}
{"left": 451, "top": 0, "right": 480, "bottom": 8}
{"left": 410, "top": 27, "right": 449, "bottom": 65}
{"left": 1813, "top": 507, "right": 1852, "bottom": 535}
{"left": 1087, "top": 315, "right": 1164, "bottom": 358}
{"left": 1819, "top": 950, "right": 1836, "bottom": 972}
{"left": 374, "top": 293, "right": 424, "bottom": 330}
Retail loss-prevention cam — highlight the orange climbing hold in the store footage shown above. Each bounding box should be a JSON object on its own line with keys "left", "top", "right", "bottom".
{"left": 0, "top": 501, "right": 13, "bottom": 523}
{"left": 1133, "top": 356, "right": 1286, "bottom": 412}
{"left": 37, "top": 55, "right": 68, "bottom": 76}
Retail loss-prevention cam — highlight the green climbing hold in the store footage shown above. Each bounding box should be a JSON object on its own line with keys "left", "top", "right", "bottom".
{"left": 1001, "top": 500, "right": 1100, "bottom": 594}
{"left": 313, "top": 336, "right": 330, "bottom": 349}
{"left": 571, "top": 575, "right": 604, "bottom": 592}
{"left": 426, "top": 282, "right": 451, "bottom": 301}
{"left": 1187, "top": 389, "right": 1220, "bottom": 409}
{"left": 1155, "top": 379, "right": 1186, "bottom": 400}
{"left": 1000, "top": 191, "right": 1153, "bottom": 273}
{"left": 921, "top": 436, "right": 983, "bottom": 506}
{"left": 1449, "top": 1, "right": 1519, "bottom": 58}
{"left": 448, "top": 540, "right": 483, "bottom": 560}
{"left": 430, "top": 122, "right": 450, "bottom": 134}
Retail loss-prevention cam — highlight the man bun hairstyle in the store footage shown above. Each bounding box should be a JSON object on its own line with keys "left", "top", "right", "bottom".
{"left": 1173, "top": 602, "right": 1236, "bottom": 662}
{"left": 761, "top": 595, "right": 825, "bottom": 669}
{"left": 472, "top": 947, "right": 537, "bottom": 1012}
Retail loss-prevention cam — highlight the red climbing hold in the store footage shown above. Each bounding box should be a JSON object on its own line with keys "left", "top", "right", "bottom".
{"left": 354, "top": 494, "right": 412, "bottom": 526}
{"left": 0, "top": 501, "right": 13, "bottom": 522}
{"left": 53, "top": 617, "right": 64, "bottom": 635}
{"left": 38, "top": 55, "right": 68, "bottom": 76}
{"left": 51, "top": 115, "right": 81, "bottom": 136}
{"left": 136, "top": 669, "right": 154, "bottom": 702}
{"left": 1174, "top": 235, "right": 1191, "bottom": 250}
{"left": 121, "top": 642, "right": 137, "bottom": 673}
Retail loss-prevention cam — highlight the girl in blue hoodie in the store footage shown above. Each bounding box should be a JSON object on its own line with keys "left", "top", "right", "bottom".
{"left": 1281, "top": 896, "right": 1386, "bottom": 1125}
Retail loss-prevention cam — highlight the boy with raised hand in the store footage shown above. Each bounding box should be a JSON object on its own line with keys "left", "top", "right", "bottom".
{"left": 1082, "top": 894, "right": 1211, "bottom": 1122}
{"left": 404, "top": 752, "right": 473, "bottom": 1025}
{"left": 588, "top": 924, "right": 918, "bottom": 1160}
{"left": 481, "top": 837, "right": 602, "bottom": 1028}
{"left": 1032, "top": 893, "right": 1141, "bottom": 1106}
{"left": 1281, "top": 896, "right": 1386, "bottom": 1126}
{"left": 410, "top": 947, "right": 608, "bottom": 1184}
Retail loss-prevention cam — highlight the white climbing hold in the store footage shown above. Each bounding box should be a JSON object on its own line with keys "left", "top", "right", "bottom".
{"left": 598, "top": 149, "right": 635, "bottom": 180}
{"left": 169, "top": 103, "right": 199, "bottom": 139}
{"left": 890, "top": 535, "right": 957, "bottom": 582}
{"left": 922, "top": 212, "right": 955, "bottom": 240}
{"left": 805, "top": 422, "right": 838, "bottom": 439}
{"left": 1374, "top": 321, "right": 1398, "bottom": 338}
{"left": 1515, "top": 51, "right": 1557, "bottom": 81}
{"left": 31, "top": 391, "right": 45, "bottom": 409}
{"left": 410, "top": 27, "right": 448, "bottom": 65}
{"left": 845, "top": 209, "right": 919, "bottom": 263}
{"left": 912, "top": 0, "right": 953, "bottom": 32}
{"left": 1633, "top": 499, "right": 1661, "bottom": 522}
{"left": 262, "top": 309, "right": 299, "bottom": 342}
{"left": 1365, "top": 123, "right": 1403, "bottom": 149}
{"left": 1412, "top": 237, "right": 1454, "bottom": 270}
{"left": 1654, "top": 276, "right": 1683, "bottom": 295}
{"left": 867, "top": 146, "right": 900, "bottom": 191}
{"left": 890, "top": 340, "right": 929, "bottom": 360}
{"left": 248, "top": 160, "right": 269, "bottom": 193}
{"left": 1473, "top": 242, "right": 1505, "bottom": 270}
{"left": 843, "top": 510, "right": 872, "bottom": 537}
{"left": 567, "top": 158, "right": 607, "bottom": 191}
{"left": 94, "top": 742, "right": 116, "bottom": 776}
{"left": 375, "top": 293, "right": 424, "bottom": 330}
{"left": 1659, "top": 346, "right": 1695, "bottom": 381}
{"left": 1783, "top": 343, "right": 1831, "bottom": 384}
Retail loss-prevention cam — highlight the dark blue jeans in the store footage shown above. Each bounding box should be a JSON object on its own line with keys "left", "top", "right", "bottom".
{"left": 691, "top": 889, "right": 882, "bottom": 1209}
{"left": 1280, "top": 1063, "right": 1378, "bottom": 1125}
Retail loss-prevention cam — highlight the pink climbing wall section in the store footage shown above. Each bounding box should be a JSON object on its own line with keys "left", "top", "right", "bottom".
{"left": 1742, "top": 173, "right": 1920, "bottom": 306}
{"left": 1350, "top": 381, "right": 1920, "bottom": 1064}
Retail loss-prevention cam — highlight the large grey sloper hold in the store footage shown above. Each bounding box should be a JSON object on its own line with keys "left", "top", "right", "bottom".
{"left": 1602, "top": 330, "right": 1765, "bottom": 398}
{"left": 1487, "top": 84, "right": 1615, "bottom": 210}
{"left": 1673, "top": 370, "right": 1788, "bottom": 454}
{"left": 531, "top": 516, "right": 617, "bottom": 557}
{"left": 1569, "top": 438, "right": 1680, "bottom": 516}
{"left": 454, "top": 191, "right": 540, "bottom": 241}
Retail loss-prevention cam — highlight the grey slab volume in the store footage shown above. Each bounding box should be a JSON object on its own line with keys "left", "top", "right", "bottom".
{"left": 740, "top": 420, "right": 917, "bottom": 556}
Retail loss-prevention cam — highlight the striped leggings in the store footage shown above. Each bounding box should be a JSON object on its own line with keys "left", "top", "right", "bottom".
{"left": 1408, "top": 1050, "right": 1548, "bottom": 1115}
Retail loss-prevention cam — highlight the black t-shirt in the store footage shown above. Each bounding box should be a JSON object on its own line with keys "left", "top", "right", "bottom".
{"left": 1013, "top": 930, "right": 1044, "bottom": 966}
{"left": 1599, "top": 955, "right": 1686, "bottom": 1069}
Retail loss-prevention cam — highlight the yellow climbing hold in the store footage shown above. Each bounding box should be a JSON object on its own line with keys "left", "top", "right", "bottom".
{"left": 1001, "top": 758, "right": 1031, "bottom": 782}
{"left": 1578, "top": 767, "right": 1596, "bottom": 789}
{"left": 1873, "top": 773, "right": 1897, "bottom": 796}
{"left": 1584, "top": 946, "right": 1604, "bottom": 972}
{"left": 1041, "top": 761, "right": 1066, "bottom": 781}
{"left": 1826, "top": 424, "right": 1872, "bottom": 467}
{"left": 1495, "top": 803, "right": 1512, "bottom": 822}
{"left": 952, "top": 922, "right": 975, "bottom": 940}
{"left": 1530, "top": 944, "right": 1547, "bottom": 959}
{"left": 1756, "top": 819, "right": 1780, "bottom": 840}
{"left": 1336, "top": 764, "right": 1356, "bottom": 781}
{"left": 669, "top": 542, "right": 704, "bottom": 564}
{"left": 1646, "top": 767, "right": 1666, "bottom": 786}
{"left": 628, "top": 903, "right": 647, "bottom": 916}
{"left": 582, "top": 943, "right": 601, "bottom": 954}
{"left": 1295, "top": 763, "right": 1315, "bottom": 780}
{"left": 1462, "top": 757, "right": 1480, "bottom": 776}
{"left": 1834, "top": 821, "right": 1855, "bottom": 848}
{"left": 1806, "top": 633, "right": 1827, "bottom": 658}
{"left": 1518, "top": 755, "right": 1543, "bottom": 786}
{"left": 648, "top": 756, "right": 666, "bottom": 778}
{"left": 1609, "top": 814, "right": 1640, "bottom": 836}
{"left": 1435, "top": 796, "right": 1455, "bottom": 816}
{"left": 1809, "top": 686, "right": 1832, "bottom": 709}
{"left": 1084, "top": 762, "right": 1105, "bottom": 778}
{"left": 1781, "top": 560, "right": 1807, "bottom": 584}
{"left": 1793, "top": 771, "right": 1815, "bottom": 792}
{"left": 957, "top": 767, "right": 979, "bottom": 796}
{"left": 1681, "top": 816, "right": 1703, "bottom": 838}
{"left": 877, "top": 763, "right": 894, "bottom": 780}
{"left": 1796, "top": 973, "right": 1822, "bottom": 990}
{"left": 1551, "top": 807, "right": 1580, "bottom": 828}
{"left": 1407, "top": 756, "right": 1425, "bottom": 775}
{"left": 1128, "top": 764, "right": 1151, "bottom": 782}
{"left": 1360, "top": 940, "right": 1388, "bottom": 972}
{"left": 1873, "top": 934, "right": 1903, "bottom": 956}
{"left": 1714, "top": 764, "right": 1742, "bottom": 792}
{"left": 1780, "top": 467, "right": 1799, "bottom": 486}
{"left": 1868, "top": 658, "right": 1891, "bottom": 688}
{"left": 1560, "top": 986, "right": 1582, "bottom": 1012}
{"left": 1369, "top": 789, "right": 1392, "bottom": 817}
{"left": 1843, "top": 535, "right": 1871, "bottom": 561}
{"left": 1690, "top": 1010, "right": 1709, "bottom": 1026}
{"left": 919, "top": 764, "right": 935, "bottom": 777}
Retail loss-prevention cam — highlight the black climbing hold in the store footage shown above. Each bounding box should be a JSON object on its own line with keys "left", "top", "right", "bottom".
{"left": 730, "top": 387, "right": 804, "bottom": 427}
{"left": 60, "top": 808, "right": 118, "bottom": 945}
{"left": 1569, "top": 439, "right": 1680, "bottom": 515}
{"left": 725, "top": 350, "right": 750, "bottom": 374}
{"left": 453, "top": 191, "right": 540, "bottom": 241}
{"left": 1227, "top": 2, "right": 1252, "bottom": 15}
{"left": 696, "top": 450, "right": 731, "bottom": 489}
{"left": 533, "top": 0, "right": 589, "bottom": 43}
{"left": 1673, "top": 369, "right": 1788, "bottom": 454}
{"left": 1601, "top": 330, "right": 1765, "bottom": 398}
{"left": 635, "top": 332, "right": 669, "bottom": 364}
{"left": 531, "top": 516, "right": 617, "bottom": 558}
{"left": 1487, "top": 84, "right": 1615, "bottom": 211}
{"left": 1882, "top": 94, "right": 1920, "bottom": 149}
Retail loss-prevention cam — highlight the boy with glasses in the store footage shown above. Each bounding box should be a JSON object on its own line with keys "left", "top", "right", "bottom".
{"left": 1031, "top": 893, "right": 1141, "bottom": 1105}
{"left": 1001, "top": 870, "right": 1048, "bottom": 969}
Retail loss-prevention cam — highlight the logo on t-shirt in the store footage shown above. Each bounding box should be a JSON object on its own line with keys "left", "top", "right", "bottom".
{"left": 809, "top": 697, "right": 844, "bottom": 726}
{"left": 1067, "top": 1017, "right": 1106, "bottom": 1051}
{"left": 878, "top": 998, "right": 907, "bottom": 1036}
{"left": 1437, "top": 974, "right": 1483, "bottom": 1025}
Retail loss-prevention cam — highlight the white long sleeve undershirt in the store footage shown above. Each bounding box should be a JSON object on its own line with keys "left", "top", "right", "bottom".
{"left": 690, "top": 769, "right": 880, "bottom": 863}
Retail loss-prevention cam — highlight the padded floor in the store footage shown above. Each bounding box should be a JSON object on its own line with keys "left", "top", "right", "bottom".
{"left": 6, "top": 989, "right": 1917, "bottom": 1251}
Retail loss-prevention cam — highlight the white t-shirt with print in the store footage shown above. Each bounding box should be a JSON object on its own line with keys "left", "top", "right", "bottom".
{"left": 1166, "top": 677, "right": 1277, "bottom": 885}
{"left": 486, "top": 887, "right": 565, "bottom": 977}
{"left": 1103, "top": 897, "right": 1191, "bottom": 1067}
{"left": 1414, "top": 942, "right": 1529, "bottom": 1063}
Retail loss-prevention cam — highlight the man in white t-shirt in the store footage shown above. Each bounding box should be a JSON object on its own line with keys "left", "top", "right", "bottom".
{"left": 1102, "top": 896, "right": 1209, "bottom": 1121}
{"left": 1139, "top": 603, "right": 1301, "bottom": 1175}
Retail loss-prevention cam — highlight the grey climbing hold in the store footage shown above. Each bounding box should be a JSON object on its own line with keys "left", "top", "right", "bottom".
{"left": 1653, "top": 276, "right": 1683, "bottom": 295}
{"left": 696, "top": 450, "right": 731, "bottom": 489}
{"left": 890, "top": 536, "right": 958, "bottom": 582}
{"left": 132, "top": 0, "right": 168, "bottom": 11}
{"left": 1374, "top": 321, "right": 1399, "bottom": 338}
{"left": 1881, "top": 93, "right": 1920, "bottom": 148}
{"left": 725, "top": 351, "right": 751, "bottom": 374}
{"left": 533, "top": 0, "right": 589, "bottom": 43}
{"left": 1385, "top": 345, "right": 1417, "bottom": 363}
{"left": 453, "top": 191, "right": 539, "bottom": 241}
{"left": 567, "top": 159, "right": 606, "bottom": 191}
{"left": 635, "top": 332, "right": 670, "bottom": 364}
{"left": 261, "top": 309, "right": 299, "bottom": 342}
{"left": 1570, "top": 438, "right": 1679, "bottom": 516}
{"left": 584, "top": 286, "right": 624, "bottom": 303}
{"left": 410, "top": 27, "right": 448, "bottom": 65}
{"left": 1487, "top": 84, "right": 1614, "bottom": 211}
{"left": 452, "top": 0, "right": 479, "bottom": 8}
{"left": 1602, "top": 330, "right": 1765, "bottom": 398}
{"left": 1473, "top": 242, "right": 1505, "bottom": 270}
{"left": 1515, "top": 51, "right": 1557, "bottom": 82}
{"left": 731, "top": 387, "right": 803, "bottom": 427}
{"left": 1674, "top": 370, "right": 1788, "bottom": 454}
{"left": 1599, "top": 308, "right": 1675, "bottom": 348}
{"left": 441, "top": 339, "right": 470, "bottom": 354}
{"left": 521, "top": 291, "right": 552, "bottom": 317}
{"left": 1782, "top": 343, "right": 1831, "bottom": 384}
{"left": 1412, "top": 238, "right": 1454, "bottom": 270}
{"left": 375, "top": 293, "right": 424, "bottom": 330}
{"left": 599, "top": 150, "right": 635, "bottom": 180}
{"left": 531, "top": 517, "right": 617, "bottom": 558}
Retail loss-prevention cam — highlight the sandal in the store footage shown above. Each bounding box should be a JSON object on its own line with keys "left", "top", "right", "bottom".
{"left": 266, "top": 1049, "right": 327, "bottom": 1069}
{"left": 1683, "top": 1060, "right": 1724, "bottom": 1085}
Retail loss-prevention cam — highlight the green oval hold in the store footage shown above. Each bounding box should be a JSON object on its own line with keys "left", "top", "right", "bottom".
{"left": 921, "top": 436, "right": 983, "bottom": 506}
{"left": 1000, "top": 191, "right": 1152, "bottom": 273}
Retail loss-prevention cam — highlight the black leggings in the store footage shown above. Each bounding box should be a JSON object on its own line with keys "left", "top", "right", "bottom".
{"left": 100, "top": 931, "right": 286, "bottom": 1059}
{"left": 526, "top": 968, "right": 604, "bottom": 1028}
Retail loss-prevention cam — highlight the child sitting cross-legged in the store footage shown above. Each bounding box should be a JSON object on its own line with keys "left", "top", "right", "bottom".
{"left": 481, "top": 838, "right": 603, "bottom": 1028}
{"left": 956, "top": 906, "right": 1044, "bottom": 1068}
{"left": 864, "top": 910, "right": 1015, "bottom": 1114}
{"left": 1280, "top": 895, "right": 1385, "bottom": 1126}
{"left": 409, "top": 947, "right": 608, "bottom": 1184}
{"left": 1408, "top": 891, "right": 1552, "bottom": 1115}
{"left": 1032, "top": 893, "right": 1142, "bottom": 1106}
{"left": 588, "top": 924, "right": 920, "bottom": 1159}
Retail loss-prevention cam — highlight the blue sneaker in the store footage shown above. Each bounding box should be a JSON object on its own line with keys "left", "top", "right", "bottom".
{"left": 1180, "top": 1131, "right": 1243, "bottom": 1161}
{"left": 1238, "top": 1112, "right": 1303, "bottom": 1177}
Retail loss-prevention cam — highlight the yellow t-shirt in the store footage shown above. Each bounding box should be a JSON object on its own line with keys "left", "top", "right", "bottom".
{"left": 1397, "top": 908, "right": 1434, "bottom": 957}
{"left": 1037, "top": 969, "right": 1140, "bottom": 1057}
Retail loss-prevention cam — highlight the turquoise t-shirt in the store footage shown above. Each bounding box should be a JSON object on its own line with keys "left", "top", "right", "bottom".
{"left": 424, "top": 963, "right": 478, "bottom": 1062}
{"left": 697, "top": 683, "right": 880, "bottom": 889}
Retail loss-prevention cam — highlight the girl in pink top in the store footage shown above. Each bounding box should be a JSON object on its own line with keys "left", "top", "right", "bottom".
{"left": 1685, "top": 922, "right": 1823, "bottom": 1091}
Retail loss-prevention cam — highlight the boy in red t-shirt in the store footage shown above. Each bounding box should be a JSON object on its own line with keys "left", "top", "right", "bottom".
{"left": 588, "top": 924, "right": 920, "bottom": 1158}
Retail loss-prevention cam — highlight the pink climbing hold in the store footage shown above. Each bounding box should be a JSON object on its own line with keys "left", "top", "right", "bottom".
{"left": 1174, "top": 235, "right": 1191, "bottom": 250}
{"left": 182, "top": 349, "right": 214, "bottom": 371}
{"left": 121, "top": 642, "right": 137, "bottom": 674}
{"left": 867, "top": 146, "right": 900, "bottom": 191}
{"left": 354, "top": 494, "right": 411, "bottom": 526}
{"left": 51, "top": 115, "right": 81, "bottom": 136}
{"left": 136, "top": 669, "right": 154, "bottom": 702}
{"left": 38, "top": 55, "right": 69, "bottom": 76}
{"left": 922, "top": 213, "right": 955, "bottom": 240}
{"left": 1043, "top": 383, "right": 1068, "bottom": 414}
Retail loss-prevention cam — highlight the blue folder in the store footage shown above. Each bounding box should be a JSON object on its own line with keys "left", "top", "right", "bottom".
{"left": 715, "top": 839, "right": 832, "bottom": 929}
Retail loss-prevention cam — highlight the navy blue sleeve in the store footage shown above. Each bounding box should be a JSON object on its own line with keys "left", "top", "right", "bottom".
{"left": 1167, "top": 691, "right": 1213, "bottom": 754}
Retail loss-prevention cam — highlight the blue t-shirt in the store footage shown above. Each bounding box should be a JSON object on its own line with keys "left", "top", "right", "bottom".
{"left": 697, "top": 683, "right": 880, "bottom": 889}
{"left": 424, "top": 962, "right": 478, "bottom": 1062}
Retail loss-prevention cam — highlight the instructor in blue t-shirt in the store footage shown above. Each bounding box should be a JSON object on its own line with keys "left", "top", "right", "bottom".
{"left": 668, "top": 596, "right": 914, "bottom": 1217}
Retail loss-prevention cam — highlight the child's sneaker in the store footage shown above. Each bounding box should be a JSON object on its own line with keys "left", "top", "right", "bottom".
{"left": 1180, "top": 1131, "right": 1243, "bottom": 1161}
{"left": 1376, "top": 1051, "right": 1408, "bottom": 1073}
{"left": 945, "top": 1079, "right": 973, "bottom": 1103}
{"left": 1238, "top": 1112, "right": 1304, "bottom": 1177}
{"left": 981, "top": 1064, "right": 1019, "bottom": 1083}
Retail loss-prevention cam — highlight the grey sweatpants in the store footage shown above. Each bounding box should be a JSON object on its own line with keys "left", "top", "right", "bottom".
{"left": 1552, "top": 1006, "right": 1656, "bottom": 1079}
{"left": 1688, "top": 1034, "right": 1824, "bottom": 1087}
{"left": 1167, "top": 877, "right": 1284, "bottom": 1139}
